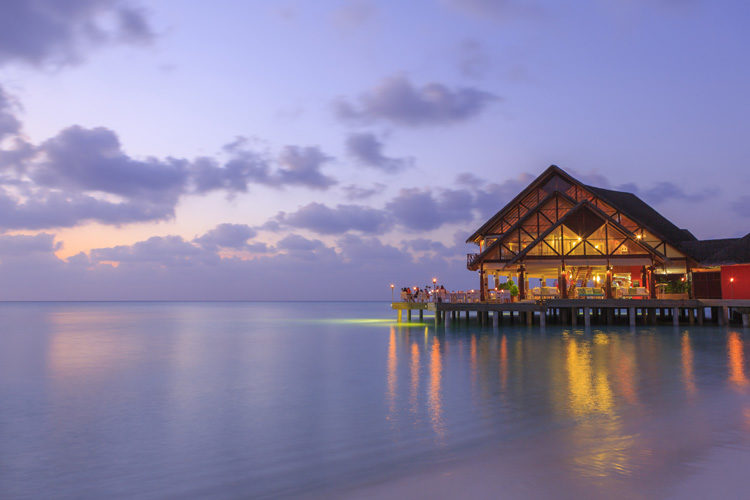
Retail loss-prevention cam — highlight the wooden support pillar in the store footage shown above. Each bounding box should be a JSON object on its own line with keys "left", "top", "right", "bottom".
{"left": 407, "top": 309, "right": 412, "bottom": 322}
{"left": 672, "top": 307, "right": 679, "bottom": 327}
{"left": 742, "top": 313, "right": 749, "bottom": 328}
{"left": 649, "top": 267, "right": 657, "bottom": 299}
{"left": 540, "top": 309, "right": 546, "bottom": 327}
{"left": 445, "top": 309, "right": 451, "bottom": 326}
{"left": 398, "top": 309, "right": 403, "bottom": 323}
{"left": 526, "top": 310, "right": 533, "bottom": 326}
{"left": 697, "top": 307, "right": 704, "bottom": 326}
{"left": 419, "top": 309, "right": 423, "bottom": 321}
{"left": 688, "top": 308, "right": 695, "bottom": 325}
{"left": 584, "top": 307, "right": 591, "bottom": 327}
{"left": 721, "top": 306, "right": 729, "bottom": 326}
{"left": 648, "top": 308, "right": 656, "bottom": 325}
{"left": 606, "top": 308, "right": 614, "bottom": 325}
{"left": 571, "top": 308, "right": 577, "bottom": 326}
{"left": 465, "top": 310, "right": 469, "bottom": 322}
{"left": 518, "top": 265, "right": 526, "bottom": 301}
{"left": 560, "top": 266, "right": 568, "bottom": 299}
{"left": 629, "top": 307, "right": 636, "bottom": 327}
{"left": 605, "top": 269, "right": 613, "bottom": 299}
{"left": 493, "top": 311, "right": 499, "bottom": 328}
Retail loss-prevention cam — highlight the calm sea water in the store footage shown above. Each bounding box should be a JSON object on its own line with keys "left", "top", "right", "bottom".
{"left": 1, "top": 302, "right": 749, "bottom": 499}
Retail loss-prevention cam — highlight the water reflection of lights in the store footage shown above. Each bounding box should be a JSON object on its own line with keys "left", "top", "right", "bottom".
{"left": 470, "top": 335, "right": 478, "bottom": 390}
{"left": 565, "top": 336, "right": 634, "bottom": 478}
{"left": 410, "top": 341, "right": 420, "bottom": 414}
{"left": 728, "top": 331, "right": 748, "bottom": 388}
{"left": 681, "top": 332, "right": 696, "bottom": 396}
{"left": 428, "top": 337, "right": 445, "bottom": 438}
{"left": 386, "top": 327, "right": 397, "bottom": 419}
{"left": 499, "top": 335, "right": 508, "bottom": 391}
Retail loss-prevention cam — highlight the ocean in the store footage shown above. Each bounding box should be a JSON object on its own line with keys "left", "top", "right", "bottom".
{"left": 1, "top": 301, "right": 749, "bottom": 499}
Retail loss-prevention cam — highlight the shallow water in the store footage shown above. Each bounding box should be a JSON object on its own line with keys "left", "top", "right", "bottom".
{"left": 0, "top": 302, "right": 748, "bottom": 499}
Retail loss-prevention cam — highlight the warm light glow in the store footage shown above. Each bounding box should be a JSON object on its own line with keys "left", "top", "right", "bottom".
{"left": 429, "top": 337, "right": 444, "bottom": 438}
{"left": 728, "top": 331, "right": 748, "bottom": 388}
{"left": 432, "top": 277, "right": 437, "bottom": 284}
{"left": 410, "top": 341, "right": 420, "bottom": 413}
{"left": 390, "top": 283, "right": 394, "bottom": 288}
{"left": 386, "top": 327, "right": 397, "bottom": 415}
{"left": 682, "top": 332, "right": 696, "bottom": 396}
{"left": 636, "top": 234, "right": 642, "bottom": 239}
{"left": 730, "top": 277, "right": 735, "bottom": 283}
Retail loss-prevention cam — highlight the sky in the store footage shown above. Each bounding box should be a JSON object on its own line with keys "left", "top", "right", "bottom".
{"left": 0, "top": 0, "right": 748, "bottom": 300}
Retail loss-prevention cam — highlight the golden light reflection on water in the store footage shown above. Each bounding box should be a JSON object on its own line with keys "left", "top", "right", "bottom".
{"left": 499, "top": 335, "right": 508, "bottom": 392}
{"left": 614, "top": 337, "right": 639, "bottom": 406}
{"left": 728, "top": 331, "right": 748, "bottom": 388}
{"left": 564, "top": 335, "right": 634, "bottom": 478}
{"left": 470, "top": 335, "right": 478, "bottom": 390}
{"left": 386, "top": 327, "right": 397, "bottom": 418}
{"left": 566, "top": 337, "right": 612, "bottom": 416}
{"left": 410, "top": 340, "right": 420, "bottom": 415}
{"left": 682, "top": 332, "right": 696, "bottom": 396}
{"left": 429, "top": 336, "right": 444, "bottom": 438}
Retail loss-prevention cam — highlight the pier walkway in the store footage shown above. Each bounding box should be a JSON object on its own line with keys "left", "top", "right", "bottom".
{"left": 392, "top": 299, "right": 750, "bottom": 328}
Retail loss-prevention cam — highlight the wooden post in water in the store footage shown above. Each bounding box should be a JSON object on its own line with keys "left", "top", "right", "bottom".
{"left": 526, "top": 310, "right": 533, "bottom": 326}
{"left": 584, "top": 306, "right": 591, "bottom": 327}
{"left": 672, "top": 307, "right": 679, "bottom": 326}
{"left": 629, "top": 307, "right": 636, "bottom": 327}
{"left": 742, "top": 313, "right": 749, "bottom": 328}
{"left": 408, "top": 309, "right": 412, "bottom": 322}
{"left": 721, "top": 306, "right": 729, "bottom": 326}
{"left": 493, "top": 311, "right": 499, "bottom": 328}
{"left": 419, "top": 309, "right": 423, "bottom": 321}
{"left": 688, "top": 308, "right": 695, "bottom": 325}
{"left": 398, "top": 309, "right": 403, "bottom": 323}
{"left": 539, "top": 309, "right": 546, "bottom": 327}
{"left": 571, "top": 307, "right": 577, "bottom": 326}
{"left": 697, "top": 307, "right": 704, "bottom": 326}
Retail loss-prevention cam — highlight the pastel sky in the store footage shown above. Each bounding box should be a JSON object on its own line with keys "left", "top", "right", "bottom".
{"left": 0, "top": 0, "right": 748, "bottom": 300}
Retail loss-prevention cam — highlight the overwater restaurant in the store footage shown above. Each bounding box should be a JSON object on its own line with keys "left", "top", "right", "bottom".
{"left": 466, "top": 165, "right": 750, "bottom": 301}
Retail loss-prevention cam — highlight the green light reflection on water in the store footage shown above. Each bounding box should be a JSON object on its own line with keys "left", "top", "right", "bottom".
{"left": 307, "top": 318, "right": 433, "bottom": 327}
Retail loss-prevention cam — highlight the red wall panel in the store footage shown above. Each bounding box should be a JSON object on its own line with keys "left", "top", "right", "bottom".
{"left": 721, "top": 264, "right": 750, "bottom": 299}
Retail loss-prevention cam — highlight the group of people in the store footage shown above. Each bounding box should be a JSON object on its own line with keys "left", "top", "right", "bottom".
{"left": 400, "top": 285, "right": 448, "bottom": 303}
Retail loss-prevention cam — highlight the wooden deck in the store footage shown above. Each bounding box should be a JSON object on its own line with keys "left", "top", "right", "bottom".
{"left": 392, "top": 299, "right": 750, "bottom": 328}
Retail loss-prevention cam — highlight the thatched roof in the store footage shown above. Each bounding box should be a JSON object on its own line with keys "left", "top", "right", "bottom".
{"left": 585, "top": 185, "right": 697, "bottom": 245}
{"left": 689, "top": 233, "right": 750, "bottom": 265}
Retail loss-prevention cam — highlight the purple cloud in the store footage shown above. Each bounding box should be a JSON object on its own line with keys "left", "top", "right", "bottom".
{"left": 0, "top": 188, "right": 174, "bottom": 229}
{"left": 276, "top": 146, "right": 337, "bottom": 189}
{"left": 0, "top": 86, "right": 21, "bottom": 140}
{"left": 194, "top": 223, "right": 257, "bottom": 250}
{"left": 33, "top": 126, "right": 188, "bottom": 200}
{"left": 0, "top": 0, "right": 154, "bottom": 67}
{"left": 386, "top": 187, "right": 474, "bottom": 231}
{"left": 276, "top": 202, "right": 392, "bottom": 235}
{"left": 334, "top": 76, "right": 498, "bottom": 126}
{"left": 0, "top": 232, "right": 59, "bottom": 256}
{"left": 345, "top": 132, "right": 413, "bottom": 172}
{"left": 0, "top": 114, "right": 339, "bottom": 230}
{"left": 342, "top": 183, "right": 386, "bottom": 200}
{"left": 91, "top": 235, "right": 215, "bottom": 267}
